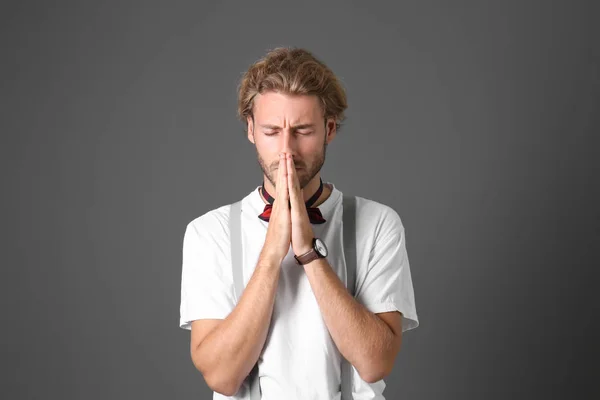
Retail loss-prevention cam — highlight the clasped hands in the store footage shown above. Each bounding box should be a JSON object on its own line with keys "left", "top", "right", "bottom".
{"left": 266, "top": 152, "right": 315, "bottom": 260}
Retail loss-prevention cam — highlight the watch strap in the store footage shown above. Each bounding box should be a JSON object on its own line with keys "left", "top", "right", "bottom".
{"left": 294, "top": 246, "right": 320, "bottom": 265}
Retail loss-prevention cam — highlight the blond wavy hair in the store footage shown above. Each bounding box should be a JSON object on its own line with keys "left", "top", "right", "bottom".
{"left": 237, "top": 47, "right": 348, "bottom": 131}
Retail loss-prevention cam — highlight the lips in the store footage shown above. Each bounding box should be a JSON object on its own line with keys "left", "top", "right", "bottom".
{"left": 273, "top": 166, "right": 304, "bottom": 170}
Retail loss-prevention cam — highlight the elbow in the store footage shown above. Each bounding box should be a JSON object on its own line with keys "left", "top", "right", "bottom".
{"left": 359, "top": 368, "right": 388, "bottom": 384}
{"left": 357, "top": 355, "right": 396, "bottom": 384}
{"left": 192, "top": 354, "right": 242, "bottom": 396}
{"left": 204, "top": 371, "right": 242, "bottom": 397}
{"left": 209, "top": 379, "right": 241, "bottom": 397}
{"left": 360, "top": 333, "right": 403, "bottom": 383}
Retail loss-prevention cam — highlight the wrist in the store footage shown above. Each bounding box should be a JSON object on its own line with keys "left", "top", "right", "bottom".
{"left": 258, "top": 249, "right": 285, "bottom": 267}
{"left": 303, "top": 256, "right": 326, "bottom": 270}
{"left": 295, "top": 246, "right": 313, "bottom": 257}
{"left": 294, "top": 238, "right": 328, "bottom": 266}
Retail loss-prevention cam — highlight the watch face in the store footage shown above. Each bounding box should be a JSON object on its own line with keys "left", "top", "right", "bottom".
{"left": 314, "top": 238, "right": 328, "bottom": 257}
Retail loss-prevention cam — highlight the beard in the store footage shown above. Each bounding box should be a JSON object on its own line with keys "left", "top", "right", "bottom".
{"left": 255, "top": 139, "right": 327, "bottom": 191}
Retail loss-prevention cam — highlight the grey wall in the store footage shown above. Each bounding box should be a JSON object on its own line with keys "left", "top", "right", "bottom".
{"left": 2, "top": 0, "right": 598, "bottom": 399}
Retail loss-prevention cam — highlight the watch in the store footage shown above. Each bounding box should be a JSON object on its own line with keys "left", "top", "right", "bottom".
{"left": 294, "top": 238, "right": 328, "bottom": 265}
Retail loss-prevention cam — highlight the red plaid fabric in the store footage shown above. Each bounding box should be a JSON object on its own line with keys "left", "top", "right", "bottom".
{"left": 258, "top": 178, "right": 327, "bottom": 224}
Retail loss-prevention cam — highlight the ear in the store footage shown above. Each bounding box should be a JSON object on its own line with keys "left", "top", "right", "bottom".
{"left": 325, "top": 117, "right": 337, "bottom": 144}
{"left": 247, "top": 116, "right": 255, "bottom": 144}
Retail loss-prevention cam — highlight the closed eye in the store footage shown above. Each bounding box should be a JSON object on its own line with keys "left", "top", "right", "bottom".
{"left": 259, "top": 123, "right": 316, "bottom": 136}
{"left": 263, "top": 130, "right": 312, "bottom": 136}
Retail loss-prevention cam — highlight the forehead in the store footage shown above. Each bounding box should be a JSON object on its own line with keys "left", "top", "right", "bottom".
{"left": 252, "top": 92, "right": 323, "bottom": 123}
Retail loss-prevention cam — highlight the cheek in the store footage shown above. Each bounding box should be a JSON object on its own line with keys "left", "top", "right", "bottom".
{"left": 260, "top": 138, "right": 281, "bottom": 152}
{"left": 260, "top": 146, "right": 291, "bottom": 164}
{"left": 255, "top": 140, "right": 277, "bottom": 157}
{"left": 300, "top": 141, "right": 324, "bottom": 158}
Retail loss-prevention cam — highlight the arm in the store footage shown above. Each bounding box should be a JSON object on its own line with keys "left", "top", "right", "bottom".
{"left": 283, "top": 154, "right": 411, "bottom": 383}
{"left": 188, "top": 153, "right": 293, "bottom": 396}
{"left": 191, "top": 251, "right": 280, "bottom": 396}
{"left": 303, "top": 258, "right": 403, "bottom": 383}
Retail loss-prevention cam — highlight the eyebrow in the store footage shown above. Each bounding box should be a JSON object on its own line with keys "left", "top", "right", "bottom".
{"left": 259, "top": 123, "right": 316, "bottom": 130}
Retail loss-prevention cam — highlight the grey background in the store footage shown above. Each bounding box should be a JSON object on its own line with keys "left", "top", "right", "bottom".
{"left": 2, "top": 0, "right": 598, "bottom": 399}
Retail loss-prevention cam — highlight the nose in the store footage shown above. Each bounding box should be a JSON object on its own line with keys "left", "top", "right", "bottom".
{"left": 280, "top": 129, "right": 297, "bottom": 157}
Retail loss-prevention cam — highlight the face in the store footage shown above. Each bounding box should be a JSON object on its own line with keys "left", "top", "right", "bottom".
{"left": 247, "top": 91, "right": 337, "bottom": 191}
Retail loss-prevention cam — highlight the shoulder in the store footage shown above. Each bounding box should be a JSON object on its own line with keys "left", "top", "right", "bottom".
{"left": 183, "top": 189, "right": 256, "bottom": 240}
{"left": 185, "top": 203, "right": 233, "bottom": 243}
{"left": 353, "top": 195, "right": 405, "bottom": 241}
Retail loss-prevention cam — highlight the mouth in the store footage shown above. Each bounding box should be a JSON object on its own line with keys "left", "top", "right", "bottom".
{"left": 273, "top": 166, "right": 304, "bottom": 170}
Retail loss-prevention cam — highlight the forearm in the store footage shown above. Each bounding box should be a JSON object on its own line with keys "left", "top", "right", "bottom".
{"left": 195, "top": 252, "right": 281, "bottom": 393}
{"left": 303, "top": 258, "right": 396, "bottom": 382}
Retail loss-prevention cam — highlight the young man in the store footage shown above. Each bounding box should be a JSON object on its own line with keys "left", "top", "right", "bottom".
{"left": 180, "top": 47, "right": 419, "bottom": 399}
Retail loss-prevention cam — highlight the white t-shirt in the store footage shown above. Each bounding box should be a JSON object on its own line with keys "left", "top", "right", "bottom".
{"left": 180, "top": 182, "right": 419, "bottom": 400}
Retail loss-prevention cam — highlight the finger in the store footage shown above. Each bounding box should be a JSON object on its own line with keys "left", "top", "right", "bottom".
{"left": 287, "top": 154, "right": 303, "bottom": 211}
{"left": 277, "top": 153, "right": 288, "bottom": 203}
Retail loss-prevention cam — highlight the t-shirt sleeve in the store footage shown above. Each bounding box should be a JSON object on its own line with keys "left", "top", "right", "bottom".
{"left": 179, "top": 215, "right": 236, "bottom": 330}
{"left": 355, "top": 209, "right": 419, "bottom": 333}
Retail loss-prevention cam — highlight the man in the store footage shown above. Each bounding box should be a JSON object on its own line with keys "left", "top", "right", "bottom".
{"left": 179, "top": 47, "right": 419, "bottom": 399}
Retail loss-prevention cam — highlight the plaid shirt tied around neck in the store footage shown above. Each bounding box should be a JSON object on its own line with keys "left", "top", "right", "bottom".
{"left": 258, "top": 178, "right": 327, "bottom": 224}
